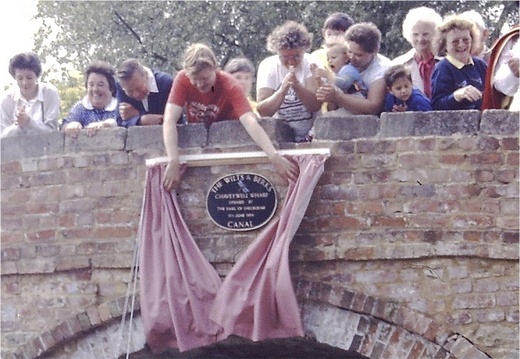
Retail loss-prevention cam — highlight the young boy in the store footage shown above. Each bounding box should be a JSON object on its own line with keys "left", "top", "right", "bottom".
{"left": 383, "top": 64, "right": 432, "bottom": 112}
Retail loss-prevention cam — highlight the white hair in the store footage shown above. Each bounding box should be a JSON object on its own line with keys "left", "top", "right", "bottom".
{"left": 402, "top": 7, "right": 443, "bottom": 43}
{"left": 460, "top": 10, "right": 487, "bottom": 30}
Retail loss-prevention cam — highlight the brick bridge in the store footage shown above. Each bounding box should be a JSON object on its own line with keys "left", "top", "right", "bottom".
{"left": 1, "top": 110, "right": 518, "bottom": 359}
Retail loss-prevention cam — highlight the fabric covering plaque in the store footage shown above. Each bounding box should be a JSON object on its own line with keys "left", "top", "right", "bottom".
{"left": 207, "top": 173, "right": 277, "bottom": 231}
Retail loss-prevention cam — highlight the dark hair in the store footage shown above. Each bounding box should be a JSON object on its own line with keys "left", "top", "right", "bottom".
{"left": 384, "top": 64, "right": 412, "bottom": 88}
{"left": 266, "top": 20, "right": 313, "bottom": 52}
{"left": 85, "top": 61, "right": 117, "bottom": 96}
{"left": 8, "top": 52, "right": 42, "bottom": 78}
{"left": 223, "top": 57, "right": 255, "bottom": 75}
{"left": 323, "top": 12, "right": 355, "bottom": 32}
{"left": 345, "top": 22, "right": 381, "bottom": 54}
{"left": 116, "top": 58, "right": 147, "bottom": 81}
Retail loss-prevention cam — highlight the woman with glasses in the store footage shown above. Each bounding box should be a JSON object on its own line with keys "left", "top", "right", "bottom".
{"left": 431, "top": 15, "right": 487, "bottom": 110}
{"left": 256, "top": 20, "right": 322, "bottom": 143}
{"left": 61, "top": 61, "right": 119, "bottom": 137}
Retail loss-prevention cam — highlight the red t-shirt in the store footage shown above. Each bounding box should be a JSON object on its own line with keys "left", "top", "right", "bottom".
{"left": 167, "top": 69, "right": 252, "bottom": 125}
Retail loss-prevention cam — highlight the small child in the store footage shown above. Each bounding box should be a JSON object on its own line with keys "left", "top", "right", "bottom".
{"left": 326, "top": 42, "right": 363, "bottom": 94}
{"left": 383, "top": 64, "right": 432, "bottom": 112}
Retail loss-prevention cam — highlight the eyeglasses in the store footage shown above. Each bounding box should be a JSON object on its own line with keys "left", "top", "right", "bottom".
{"left": 279, "top": 53, "right": 303, "bottom": 62}
{"left": 450, "top": 37, "right": 472, "bottom": 46}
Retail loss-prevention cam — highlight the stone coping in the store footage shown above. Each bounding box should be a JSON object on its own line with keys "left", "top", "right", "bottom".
{"left": 1, "top": 110, "right": 517, "bottom": 163}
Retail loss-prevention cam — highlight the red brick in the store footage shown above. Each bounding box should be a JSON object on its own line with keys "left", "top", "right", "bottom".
{"left": 468, "top": 152, "right": 504, "bottom": 165}
{"left": 406, "top": 340, "right": 425, "bottom": 359}
{"left": 506, "top": 152, "right": 518, "bottom": 166}
{"left": 93, "top": 226, "right": 134, "bottom": 239}
{"left": 501, "top": 137, "right": 519, "bottom": 150}
{"left": 438, "top": 154, "right": 466, "bottom": 165}
{"left": 372, "top": 216, "right": 407, "bottom": 228}
{"left": 25, "top": 229, "right": 56, "bottom": 242}
{"left": 1, "top": 161, "right": 22, "bottom": 174}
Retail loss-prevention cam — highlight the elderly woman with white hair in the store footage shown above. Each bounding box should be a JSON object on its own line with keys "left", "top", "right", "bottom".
{"left": 391, "top": 7, "right": 443, "bottom": 98}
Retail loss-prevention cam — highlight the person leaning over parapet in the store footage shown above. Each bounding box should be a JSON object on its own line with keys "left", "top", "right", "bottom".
{"left": 115, "top": 58, "right": 174, "bottom": 128}
{"left": 61, "top": 61, "right": 119, "bottom": 137}
{"left": 315, "top": 22, "right": 391, "bottom": 116}
{"left": 1, "top": 52, "right": 60, "bottom": 138}
{"left": 382, "top": 64, "right": 432, "bottom": 113}
{"left": 431, "top": 15, "right": 487, "bottom": 111}
{"left": 256, "top": 20, "right": 323, "bottom": 143}
{"left": 161, "top": 43, "right": 298, "bottom": 192}
{"left": 223, "top": 57, "right": 258, "bottom": 114}
{"left": 391, "top": 6, "right": 443, "bottom": 99}
{"left": 311, "top": 12, "right": 356, "bottom": 71}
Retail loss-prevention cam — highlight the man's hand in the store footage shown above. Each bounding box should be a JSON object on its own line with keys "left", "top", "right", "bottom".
{"left": 119, "top": 102, "right": 140, "bottom": 121}
{"left": 163, "top": 158, "right": 184, "bottom": 192}
{"left": 269, "top": 153, "right": 299, "bottom": 183}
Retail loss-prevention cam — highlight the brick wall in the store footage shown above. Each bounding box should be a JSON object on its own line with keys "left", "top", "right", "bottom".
{"left": 1, "top": 110, "right": 518, "bottom": 358}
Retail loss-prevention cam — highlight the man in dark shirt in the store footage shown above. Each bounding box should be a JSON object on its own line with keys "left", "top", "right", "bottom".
{"left": 115, "top": 59, "right": 175, "bottom": 127}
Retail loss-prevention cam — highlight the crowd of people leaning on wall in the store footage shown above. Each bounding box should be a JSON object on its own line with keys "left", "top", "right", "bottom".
{"left": 1, "top": 8, "right": 518, "bottom": 145}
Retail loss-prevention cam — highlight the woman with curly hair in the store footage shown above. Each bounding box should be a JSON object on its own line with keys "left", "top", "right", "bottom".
{"left": 256, "top": 20, "right": 323, "bottom": 142}
{"left": 431, "top": 15, "right": 487, "bottom": 110}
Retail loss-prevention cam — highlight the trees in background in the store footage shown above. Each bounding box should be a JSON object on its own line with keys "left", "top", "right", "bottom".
{"left": 34, "top": 0, "right": 518, "bottom": 111}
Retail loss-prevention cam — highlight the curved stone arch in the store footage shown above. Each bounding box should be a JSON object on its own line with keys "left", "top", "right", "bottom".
{"left": 11, "top": 281, "right": 492, "bottom": 359}
{"left": 10, "top": 296, "right": 145, "bottom": 359}
{"left": 296, "top": 279, "right": 491, "bottom": 359}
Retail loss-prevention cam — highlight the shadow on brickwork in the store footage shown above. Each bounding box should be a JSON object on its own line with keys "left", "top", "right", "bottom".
{"left": 123, "top": 336, "right": 368, "bottom": 359}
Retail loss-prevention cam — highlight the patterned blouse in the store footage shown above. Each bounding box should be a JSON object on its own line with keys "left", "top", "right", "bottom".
{"left": 62, "top": 96, "right": 118, "bottom": 128}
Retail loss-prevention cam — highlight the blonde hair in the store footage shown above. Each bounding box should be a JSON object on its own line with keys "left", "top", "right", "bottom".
{"left": 182, "top": 43, "right": 219, "bottom": 75}
{"left": 434, "top": 15, "right": 480, "bottom": 57}
{"left": 326, "top": 42, "right": 349, "bottom": 55}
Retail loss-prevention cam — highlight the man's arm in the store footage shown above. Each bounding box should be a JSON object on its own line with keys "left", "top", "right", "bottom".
{"left": 328, "top": 78, "right": 387, "bottom": 115}
{"left": 162, "top": 103, "right": 184, "bottom": 191}
{"left": 239, "top": 111, "right": 299, "bottom": 182}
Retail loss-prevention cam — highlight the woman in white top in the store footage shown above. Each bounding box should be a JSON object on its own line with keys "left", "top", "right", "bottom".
{"left": 256, "top": 20, "right": 322, "bottom": 142}
{"left": 316, "top": 22, "right": 390, "bottom": 115}
{"left": 1, "top": 52, "right": 60, "bottom": 138}
{"left": 391, "top": 7, "right": 442, "bottom": 98}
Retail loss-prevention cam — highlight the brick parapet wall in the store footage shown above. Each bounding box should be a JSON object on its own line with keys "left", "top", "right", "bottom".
{"left": 1, "top": 110, "right": 518, "bottom": 358}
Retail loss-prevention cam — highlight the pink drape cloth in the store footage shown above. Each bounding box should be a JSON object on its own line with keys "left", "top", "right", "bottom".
{"left": 209, "top": 154, "right": 328, "bottom": 340}
{"left": 139, "top": 164, "right": 223, "bottom": 353}
{"left": 138, "top": 154, "right": 328, "bottom": 353}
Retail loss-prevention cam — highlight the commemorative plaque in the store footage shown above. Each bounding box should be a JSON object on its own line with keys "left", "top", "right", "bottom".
{"left": 206, "top": 173, "right": 277, "bottom": 231}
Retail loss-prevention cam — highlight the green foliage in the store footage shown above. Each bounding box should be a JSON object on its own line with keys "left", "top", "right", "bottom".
{"left": 34, "top": 1, "right": 519, "bottom": 80}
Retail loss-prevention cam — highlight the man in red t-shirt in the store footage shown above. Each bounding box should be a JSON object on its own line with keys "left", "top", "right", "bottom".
{"left": 162, "top": 43, "right": 298, "bottom": 191}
